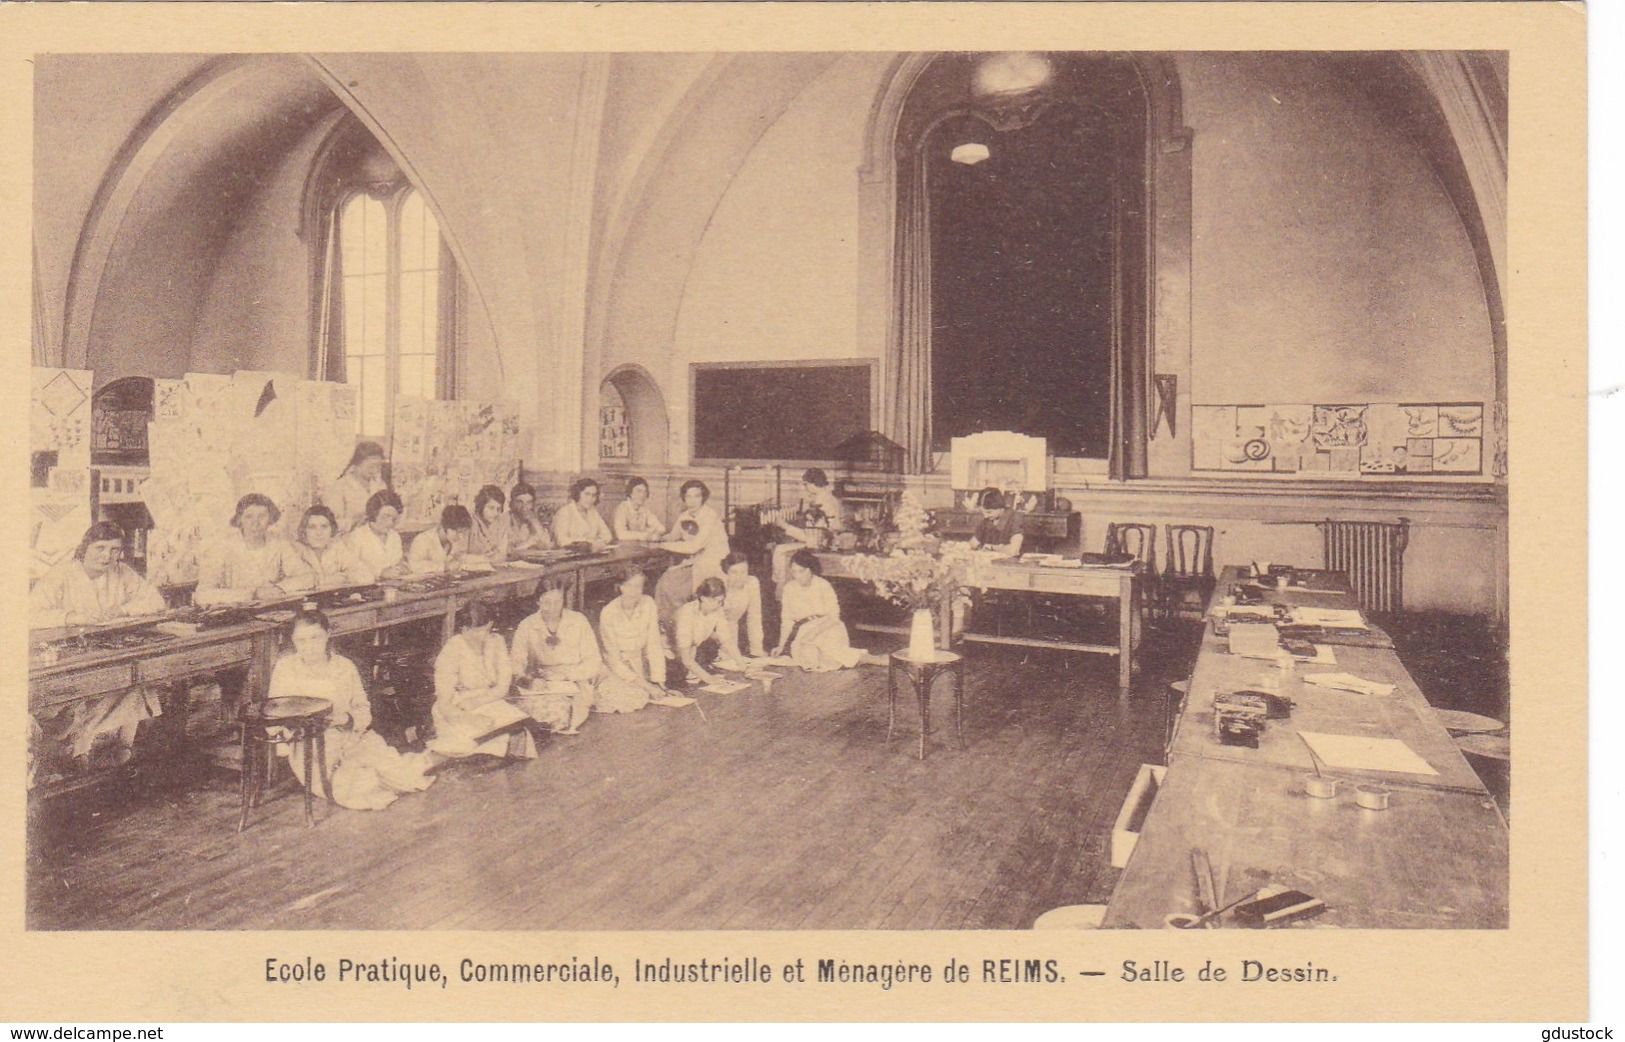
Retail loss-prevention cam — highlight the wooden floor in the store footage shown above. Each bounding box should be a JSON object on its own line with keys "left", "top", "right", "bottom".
{"left": 28, "top": 629, "right": 1187, "bottom": 931}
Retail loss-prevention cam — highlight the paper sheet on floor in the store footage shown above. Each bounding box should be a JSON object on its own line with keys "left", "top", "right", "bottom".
{"left": 1299, "top": 731, "right": 1438, "bottom": 775}
{"left": 701, "top": 679, "right": 750, "bottom": 695}
{"left": 650, "top": 695, "right": 697, "bottom": 708}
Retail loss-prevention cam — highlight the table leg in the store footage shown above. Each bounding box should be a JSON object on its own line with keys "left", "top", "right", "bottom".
{"left": 1118, "top": 574, "right": 1135, "bottom": 692}
{"left": 886, "top": 658, "right": 898, "bottom": 744}
{"left": 315, "top": 728, "right": 331, "bottom": 812}
{"left": 953, "top": 661, "right": 966, "bottom": 751}
{"left": 301, "top": 724, "right": 316, "bottom": 827}
{"left": 237, "top": 725, "right": 255, "bottom": 832}
{"left": 917, "top": 670, "right": 930, "bottom": 761}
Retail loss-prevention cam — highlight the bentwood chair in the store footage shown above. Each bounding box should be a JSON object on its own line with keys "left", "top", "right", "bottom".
{"left": 1160, "top": 525, "right": 1216, "bottom": 623}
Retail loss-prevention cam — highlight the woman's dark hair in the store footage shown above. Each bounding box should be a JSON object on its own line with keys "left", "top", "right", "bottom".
{"left": 474, "top": 485, "right": 505, "bottom": 517}
{"left": 678, "top": 479, "right": 710, "bottom": 503}
{"left": 365, "top": 489, "right": 404, "bottom": 522}
{"left": 509, "top": 481, "right": 537, "bottom": 507}
{"left": 339, "top": 441, "right": 387, "bottom": 480}
{"left": 231, "top": 493, "right": 281, "bottom": 528}
{"left": 440, "top": 505, "right": 473, "bottom": 532}
{"left": 695, "top": 577, "right": 726, "bottom": 601}
{"left": 298, "top": 505, "right": 339, "bottom": 545}
{"left": 789, "top": 548, "right": 822, "bottom": 575}
{"left": 721, "top": 551, "right": 751, "bottom": 572}
{"left": 802, "top": 467, "right": 829, "bottom": 488}
{"left": 569, "top": 478, "right": 599, "bottom": 502}
{"left": 290, "top": 607, "right": 333, "bottom": 637}
{"left": 455, "top": 601, "right": 493, "bottom": 630}
{"left": 617, "top": 565, "right": 647, "bottom": 587}
{"left": 75, "top": 521, "right": 126, "bottom": 560}
{"left": 978, "top": 487, "right": 1005, "bottom": 511}
{"left": 625, "top": 476, "right": 649, "bottom": 496}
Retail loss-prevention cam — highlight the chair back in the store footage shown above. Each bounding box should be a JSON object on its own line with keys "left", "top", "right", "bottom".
{"left": 1164, "top": 525, "right": 1214, "bottom": 579}
{"left": 1104, "top": 523, "right": 1157, "bottom": 569}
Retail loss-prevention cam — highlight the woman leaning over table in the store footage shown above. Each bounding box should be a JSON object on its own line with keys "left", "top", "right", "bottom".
{"left": 346, "top": 489, "right": 410, "bottom": 582}
{"left": 552, "top": 477, "right": 614, "bottom": 548}
{"left": 775, "top": 549, "right": 883, "bottom": 672}
{"left": 194, "top": 493, "right": 305, "bottom": 606}
{"left": 612, "top": 476, "right": 666, "bottom": 542}
{"left": 268, "top": 609, "right": 434, "bottom": 811}
{"left": 287, "top": 506, "right": 370, "bottom": 592}
{"left": 406, "top": 505, "right": 474, "bottom": 574}
{"left": 468, "top": 485, "right": 511, "bottom": 563}
{"left": 427, "top": 601, "right": 536, "bottom": 762}
{"left": 507, "top": 481, "right": 553, "bottom": 554}
{"left": 595, "top": 566, "right": 669, "bottom": 713}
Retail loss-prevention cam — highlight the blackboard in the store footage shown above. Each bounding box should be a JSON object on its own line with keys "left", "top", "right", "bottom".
{"left": 691, "top": 361, "right": 873, "bottom": 463}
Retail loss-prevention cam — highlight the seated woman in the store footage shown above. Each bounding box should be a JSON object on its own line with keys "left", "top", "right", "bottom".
{"left": 770, "top": 467, "right": 846, "bottom": 587}
{"left": 673, "top": 578, "right": 747, "bottom": 686}
{"left": 407, "top": 505, "right": 474, "bottom": 574}
{"left": 595, "top": 567, "right": 670, "bottom": 712}
{"left": 346, "top": 490, "right": 410, "bottom": 582}
{"left": 654, "top": 479, "right": 731, "bottom": 627}
{"left": 326, "top": 441, "right": 388, "bottom": 535}
{"left": 287, "top": 506, "right": 370, "bottom": 591}
{"left": 968, "top": 487, "right": 1023, "bottom": 557}
{"left": 775, "top": 549, "right": 884, "bottom": 672}
{"left": 427, "top": 602, "right": 536, "bottom": 762}
{"left": 507, "top": 481, "right": 553, "bottom": 554}
{"left": 720, "top": 551, "right": 767, "bottom": 659}
{"left": 29, "top": 522, "right": 169, "bottom": 772}
{"left": 612, "top": 476, "right": 666, "bottom": 542}
{"left": 551, "top": 478, "right": 614, "bottom": 548}
{"left": 268, "top": 609, "right": 434, "bottom": 811}
{"left": 509, "top": 586, "right": 596, "bottom": 735}
{"left": 194, "top": 493, "right": 304, "bottom": 606}
{"left": 468, "top": 485, "right": 511, "bottom": 563}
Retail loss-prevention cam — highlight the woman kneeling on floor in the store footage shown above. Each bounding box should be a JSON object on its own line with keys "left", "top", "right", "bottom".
{"left": 268, "top": 609, "right": 435, "bottom": 811}
{"left": 672, "top": 577, "right": 747, "bottom": 687}
{"left": 775, "top": 549, "right": 886, "bottom": 672}
{"left": 428, "top": 602, "right": 538, "bottom": 762}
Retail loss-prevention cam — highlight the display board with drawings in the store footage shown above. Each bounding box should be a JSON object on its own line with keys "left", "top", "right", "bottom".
{"left": 1191, "top": 401, "right": 1487, "bottom": 476}
{"left": 390, "top": 396, "right": 525, "bottom": 528}
{"left": 30, "top": 367, "right": 94, "bottom": 581}
{"left": 143, "top": 372, "right": 360, "bottom": 587}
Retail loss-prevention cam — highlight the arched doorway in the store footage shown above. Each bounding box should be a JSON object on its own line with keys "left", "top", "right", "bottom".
{"left": 600, "top": 365, "right": 670, "bottom": 468}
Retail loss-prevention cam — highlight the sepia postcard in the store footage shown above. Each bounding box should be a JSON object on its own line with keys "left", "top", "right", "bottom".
{"left": 0, "top": 0, "right": 1588, "bottom": 1025}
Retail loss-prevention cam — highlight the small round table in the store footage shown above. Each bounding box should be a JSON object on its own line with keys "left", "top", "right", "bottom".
{"left": 239, "top": 696, "right": 333, "bottom": 832}
{"left": 887, "top": 649, "right": 966, "bottom": 760}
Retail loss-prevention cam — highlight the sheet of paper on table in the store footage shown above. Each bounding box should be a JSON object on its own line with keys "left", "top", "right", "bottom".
{"left": 1226, "top": 623, "right": 1283, "bottom": 659}
{"left": 1292, "top": 644, "right": 1337, "bottom": 665}
{"left": 1299, "top": 731, "right": 1438, "bottom": 775}
{"left": 1290, "top": 606, "right": 1368, "bottom": 629}
{"left": 1302, "top": 672, "right": 1395, "bottom": 696}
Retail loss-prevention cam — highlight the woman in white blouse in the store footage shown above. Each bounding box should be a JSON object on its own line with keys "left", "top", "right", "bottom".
{"left": 655, "top": 479, "right": 730, "bottom": 627}
{"left": 406, "top": 505, "right": 473, "bottom": 574}
{"left": 326, "top": 442, "right": 388, "bottom": 535}
{"left": 427, "top": 602, "right": 536, "bottom": 761}
{"left": 346, "top": 490, "right": 409, "bottom": 582}
{"left": 775, "top": 549, "right": 883, "bottom": 671}
{"left": 720, "top": 551, "right": 766, "bottom": 659}
{"left": 287, "top": 506, "right": 370, "bottom": 591}
{"left": 507, "top": 482, "right": 552, "bottom": 554}
{"left": 673, "top": 578, "right": 746, "bottom": 686}
{"left": 509, "top": 586, "right": 597, "bottom": 735}
{"left": 612, "top": 477, "right": 666, "bottom": 542}
{"left": 194, "top": 493, "right": 304, "bottom": 606}
{"left": 268, "top": 609, "right": 434, "bottom": 811}
{"left": 551, "top": 478, "right": 614, "bottom": 548}
{"left": 468, "top": 485, "right": 511, "bottom": 563}
{"left": 595, "top": 567, "right": 668, "bottom": 712}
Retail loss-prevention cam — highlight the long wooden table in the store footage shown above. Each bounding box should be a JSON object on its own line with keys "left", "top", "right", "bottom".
{"left": 816, "top": 551, "right": 1143, "bottom": 691}
{"left": 1103, "top": 565, "right": 1508, "bottom": 928}
{"left": 28, "top": 546, "right": 673, "bottom": 792}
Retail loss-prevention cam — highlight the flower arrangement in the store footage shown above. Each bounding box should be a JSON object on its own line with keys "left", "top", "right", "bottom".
{"left": 847, "top": 546, "right": 970, "bottom": 611}
{"left": 890, "top": 490, "right": 933, "bottom": 551}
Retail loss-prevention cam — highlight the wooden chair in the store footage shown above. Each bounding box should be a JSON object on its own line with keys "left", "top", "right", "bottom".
{"left": 1105, "top": 523, "right": 1158, "bottom": 620}
{"left": 1160, "top": 525, "right": 1215, "bottom": 623}
{"left": 238, "top": 696, "right": 332, "bottom": 831}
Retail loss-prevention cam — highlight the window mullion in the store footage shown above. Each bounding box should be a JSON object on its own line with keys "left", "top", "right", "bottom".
{"left": 384, "top": 190, "right": 403, "bottom": 446}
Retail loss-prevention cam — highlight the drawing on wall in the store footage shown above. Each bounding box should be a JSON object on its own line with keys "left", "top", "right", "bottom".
{"left": 391, "top": 396, "right": 525, "bottom": 527}
{"left": 599, "top": 404, "right": 629, "bottom": 459}
{"left": 1192, "top": 401, "right": 1486, "bottom": 476}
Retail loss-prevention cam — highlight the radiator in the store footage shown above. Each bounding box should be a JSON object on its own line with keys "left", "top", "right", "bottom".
{"left": 1319, "top": 518, "right": 1410, "bottom": 614}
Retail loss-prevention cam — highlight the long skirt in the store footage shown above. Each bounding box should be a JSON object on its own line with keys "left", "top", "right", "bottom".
{"left": 790, "top": 620, "right": 865, "bottom": 671}
{"left": 513, "top": 682, "right": 593, "bottom": 733}
{"left": 288, "top": 727, "right": 435, "bottom": 811}
{"left": 429, "top": 698, "right": 537, "bottom": 760}
{"left": 594, "top": 672, "right": 652, "bottom": 714}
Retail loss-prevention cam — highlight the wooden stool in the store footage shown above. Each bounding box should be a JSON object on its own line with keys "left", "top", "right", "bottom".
{"left": 1454, "top": 732, "right": 1510, "bottom": 761}
{"left": 1033, "top": 904, "right": 1108, "bottom": 929}
{"left": 886, "top": 650, "right": 966, "bottom": 760}
{"left": 1433, "top": 708, "right": 1505, "bottom": 734}
{"left": 239, "top": 696, "right": 333, "bottom": 832}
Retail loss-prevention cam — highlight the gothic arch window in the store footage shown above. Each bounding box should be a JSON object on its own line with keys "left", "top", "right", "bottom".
{"left": 889, "top": 53, "right": 1160, "bottom": 477}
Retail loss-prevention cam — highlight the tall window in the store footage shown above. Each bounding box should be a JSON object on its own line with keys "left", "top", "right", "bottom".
{"left": 331, "top": 186, "right": 453, "bottom": 439}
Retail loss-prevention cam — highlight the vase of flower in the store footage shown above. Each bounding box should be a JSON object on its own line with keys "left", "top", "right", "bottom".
{"left": 908, "top": 607, "right": 937, "bottom": 659}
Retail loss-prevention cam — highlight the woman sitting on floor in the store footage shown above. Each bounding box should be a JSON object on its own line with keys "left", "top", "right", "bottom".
{"left": 720, "top": 551, "right": 767, "bottom": 659}
{"left": 427, "top": 602, "right": 536, "bottom": 762}
{"left": 287, "top": 506, "right": 370, "bottom": 591}
{"left": 194, "top": 493, "right": 304, "bottom": 606}
{"left": 672, "top": 577, "right": 747, "bottom": 687}
{"left": 595, "top": 566, "right": 670, "bottom": 712}
{"left": 509, "top": 586, "right": 597, "bottom": 735}
{"left": 267, "top": 609, "right": 434, "bottom": 811}
{"left": 775, "top": 549, "right": 885, "bottom": 672}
